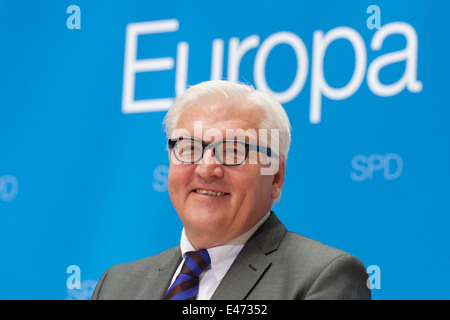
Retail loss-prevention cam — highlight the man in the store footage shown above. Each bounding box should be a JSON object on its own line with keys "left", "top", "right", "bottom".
{"left": 92, "top": 80, "right": 370, "bottom": 300}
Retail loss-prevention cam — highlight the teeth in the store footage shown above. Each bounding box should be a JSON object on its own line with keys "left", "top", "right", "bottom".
{"left": 195, "top": 189, "right": 227, "bottom": 196}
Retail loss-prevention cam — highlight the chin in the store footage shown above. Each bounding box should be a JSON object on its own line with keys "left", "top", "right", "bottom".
{"left": 182, "top": 209, "right": 231, "bottom": 233}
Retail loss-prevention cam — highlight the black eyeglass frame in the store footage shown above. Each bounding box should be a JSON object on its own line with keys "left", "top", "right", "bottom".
{"left": 168, "top": 137, "right": 273, "bottom": 166}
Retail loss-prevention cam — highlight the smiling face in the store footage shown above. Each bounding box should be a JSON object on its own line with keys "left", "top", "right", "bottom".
{"left": 167, "top": 102, "right": 285, "bottom": 249}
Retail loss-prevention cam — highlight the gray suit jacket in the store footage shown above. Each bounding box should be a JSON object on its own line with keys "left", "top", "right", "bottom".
{"left": 92, "top": 212, "right": 371, "bottom": 300}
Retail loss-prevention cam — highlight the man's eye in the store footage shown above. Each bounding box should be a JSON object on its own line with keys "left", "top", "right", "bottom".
{"left": 222, "top": 143, "right": 246, "bottom": 163}
{"left": 225, "top": 147, "right": 243, "bottom": 155}
{"left": 180, "top": 145, "right": 198, "bottom": 153}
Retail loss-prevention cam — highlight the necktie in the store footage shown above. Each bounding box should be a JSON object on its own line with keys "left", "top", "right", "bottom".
{"left": 163, "top": 249, "right": 211, "bottom": 300}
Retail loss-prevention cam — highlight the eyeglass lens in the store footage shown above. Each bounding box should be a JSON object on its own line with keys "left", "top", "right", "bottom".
{"left": 173, "top": 139, "right": 247, "bottom": 165}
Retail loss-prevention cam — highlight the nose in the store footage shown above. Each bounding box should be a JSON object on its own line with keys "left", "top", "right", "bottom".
{"left": 195, "top": 149, "right": 224, "bottom": 179}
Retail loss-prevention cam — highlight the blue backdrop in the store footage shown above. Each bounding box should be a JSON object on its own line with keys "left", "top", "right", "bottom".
{"left": 1, "top": 0, "right": 449, "bottom": 300}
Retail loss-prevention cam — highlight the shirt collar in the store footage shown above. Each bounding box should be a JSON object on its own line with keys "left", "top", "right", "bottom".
{"left": 179, "top": 211, "right": 271, "bottom": 281}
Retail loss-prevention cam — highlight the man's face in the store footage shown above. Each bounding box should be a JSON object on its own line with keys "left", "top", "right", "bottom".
{"left": 167, "top": 102, "right": 285, "bottom": 249}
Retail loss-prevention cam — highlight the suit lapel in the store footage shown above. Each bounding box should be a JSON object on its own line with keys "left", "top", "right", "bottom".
{"left": 138, "top": 247, "right": 182, "bottom": 299}
{"left": 211, "top": 212, "right": 287, "bottom": 300}
{"left": 210, "top": 240, "right": 271, "bottom": 300}
{"left": 137, "top": 213, "right": 287, "bottom": 300}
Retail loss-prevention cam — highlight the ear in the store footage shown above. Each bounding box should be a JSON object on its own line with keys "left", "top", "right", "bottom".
{"left": 271, "top": 159, "right": 285, "bottom": 199}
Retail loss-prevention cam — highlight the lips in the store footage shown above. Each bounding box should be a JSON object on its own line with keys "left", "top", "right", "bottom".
{"left": 193, "top": 189, "right": 230, "bottom": 196}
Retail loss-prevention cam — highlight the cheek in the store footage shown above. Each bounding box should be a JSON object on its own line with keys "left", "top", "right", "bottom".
{"left": 167, "top": 166, "right": 177, "bottom": 192}
{"left": 231, "top": 170, "right": 272, "bottom": 206}
{"left": 249, "top": 175, "right": 273, "bottom": 207}
{"left": 168, "top": 164, "right": 189, "bottom": 200}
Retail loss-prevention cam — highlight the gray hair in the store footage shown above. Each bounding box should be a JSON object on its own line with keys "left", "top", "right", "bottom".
{"left": 163, "top": 80, "right": 292, "bottom": 160}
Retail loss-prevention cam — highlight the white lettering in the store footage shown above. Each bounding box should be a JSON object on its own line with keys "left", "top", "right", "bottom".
{"left": 121, "top": 19, "right": 422, "bottom": 125}
{"left": 122, "top": 19, "right": 179, "bottom": 114}
{"left": 367, "top": 22, "right": 423, "bottom": 96}
{"left": 310, "top": 27, "right": 367, "bottom": 123}
{"left": 175, "top": 41, "right": 189, "bottom": 96}
{"left": 228, "top": 35, "right": 260, "bottom": 82}
{"left": 254, "top": 31, "right": 308, "bottom": 103}
{"left": 211, "top": 39, "right": 225, "bottom": 80}
{"left": 183, "top": 304, "right": 216, "bottom": 317}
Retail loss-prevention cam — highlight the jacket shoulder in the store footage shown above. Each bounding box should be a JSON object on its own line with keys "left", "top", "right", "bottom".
{"left": 92, "top": 246, "right": 180, "bottom": 300}
{"left": 272, "top": 231, "right": 371, "bottom": 299}
{"left": 282, "top": 231, "right": 349, "bottom": 259}
{"left": 109, "top": 246, "right": 179, "bottom": 273}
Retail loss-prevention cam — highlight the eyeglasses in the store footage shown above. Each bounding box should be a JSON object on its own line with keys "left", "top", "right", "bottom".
{"left": 168, "top": 137, "right": 273, "bottom": 166}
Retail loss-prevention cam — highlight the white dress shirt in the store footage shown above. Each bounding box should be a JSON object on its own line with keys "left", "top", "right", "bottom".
{"left": 168, "top": 211, "right": 271, "bottom": 300}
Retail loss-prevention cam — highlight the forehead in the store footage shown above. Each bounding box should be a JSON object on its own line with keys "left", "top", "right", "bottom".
{"left": 176, "top": 103, "right": 262, "bottom": 134}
